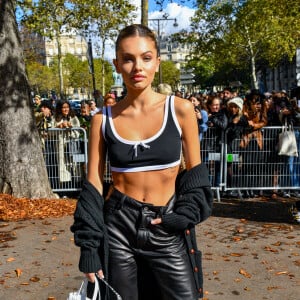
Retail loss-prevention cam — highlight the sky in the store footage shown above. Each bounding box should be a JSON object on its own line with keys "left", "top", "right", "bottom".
{"left": 103, "top": 0, "right": 196, "bottom": 61}
{"left": 134, "top": 0, "right": 195, "bottom": 35}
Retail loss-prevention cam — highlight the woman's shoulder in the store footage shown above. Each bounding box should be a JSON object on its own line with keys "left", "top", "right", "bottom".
{"left": 174, "top": 96, "right": 194, "bottom": 116}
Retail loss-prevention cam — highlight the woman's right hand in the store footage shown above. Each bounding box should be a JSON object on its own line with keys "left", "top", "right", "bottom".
{"left": 84, "top": 270, "right": 104, "bottom": 282}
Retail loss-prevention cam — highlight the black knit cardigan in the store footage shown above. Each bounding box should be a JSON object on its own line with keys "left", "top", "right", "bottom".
{"left": 71, "top": 163, "right": 213, "bottom": 298}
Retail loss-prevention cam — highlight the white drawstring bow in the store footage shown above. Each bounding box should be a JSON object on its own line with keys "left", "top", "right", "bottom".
{"left": 133, "top": 142, "right": 150, "bottom": 157}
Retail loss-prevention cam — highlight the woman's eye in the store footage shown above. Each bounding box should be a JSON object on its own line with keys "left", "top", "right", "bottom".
{"left": 143, "top": 56, "right": 152, "bottom": 61}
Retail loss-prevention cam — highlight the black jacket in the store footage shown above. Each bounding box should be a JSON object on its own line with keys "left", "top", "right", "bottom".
{"left": 70, "top": 180, "right": 109, "bottom": 275}
{"left": 162, "top": 163, "right": 213, "bottom": 298}
{"left": 71, "top": 163, "right": 213, "bottom": 297}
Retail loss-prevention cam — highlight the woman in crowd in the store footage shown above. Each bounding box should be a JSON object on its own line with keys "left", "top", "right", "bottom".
{"left": 225, "top": 97, "right": 249, "bottom": 197}
{"left": 104, "top": 93, "right": 117, "bottom": 107}
{"left": 240, "top": 91, "right": 268, "bottom": 196}
{"left": 205, "top": 95, "right": 228, "bottom": 188}
{"left": 71, "top": 24, "right": 213, "bottom": 300}
{"left": 188, "top": 94, "right": 208, "bottom": 142}
{"left": 53, "top": 100, "right": 81, "bottom": 184}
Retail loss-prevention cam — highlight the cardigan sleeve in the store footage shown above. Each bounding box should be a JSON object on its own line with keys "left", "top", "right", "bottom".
{"left": 70, "top": 180, "right": 106, "bottom": 273}
{"left": 162, "top": 163, "right": 213, "bottom": 232}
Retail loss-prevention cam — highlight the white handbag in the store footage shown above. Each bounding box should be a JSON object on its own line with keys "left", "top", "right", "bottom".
{"left": 67, "top": 275, "right": 122, "bottom": 300}
{"left": 278, "top": 122, "right": 298, "bottom": 157}
{"left": 67, "top": 276, "right": 100, "bottom": 300}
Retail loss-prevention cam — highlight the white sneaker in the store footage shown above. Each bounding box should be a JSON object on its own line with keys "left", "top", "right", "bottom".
{"left": 290, "top": 205, "right": 300, "bottom": 223}
{"left": 283, "top": 192, "right": 291, "bottom": 198}
{"left": 292, "top": 212, "right": 300, "bottom": 223}
{"left": 292, "top": 192, "right": 300, "bottom": 198}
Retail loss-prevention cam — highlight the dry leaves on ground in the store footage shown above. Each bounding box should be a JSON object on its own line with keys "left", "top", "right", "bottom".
{"left": 0, "top": 194, "right": 76, "bottom": 221}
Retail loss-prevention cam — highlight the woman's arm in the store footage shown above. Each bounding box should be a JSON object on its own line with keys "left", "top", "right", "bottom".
{"left": 175, "top": 97, "right": 201, "bottom": 169}
{"left": 87, "top": 113, "right": 106, "bottom": 195}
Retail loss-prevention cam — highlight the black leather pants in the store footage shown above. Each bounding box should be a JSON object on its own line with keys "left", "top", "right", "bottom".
{"left": 104, "top": 189, "right": 198, "bottom": 300}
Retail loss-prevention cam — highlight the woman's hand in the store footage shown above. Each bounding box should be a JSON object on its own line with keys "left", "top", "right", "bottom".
{"left": 84, "top": 270, "right": 104, "bottom": 282}
{"left": 195, "top": 109, "right": 202, "bottom": 120}
{"left": 151, "top": 218, "right": 162, "bottom": 225}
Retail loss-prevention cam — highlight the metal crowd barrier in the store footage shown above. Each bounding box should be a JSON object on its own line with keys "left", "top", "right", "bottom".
{"left": 202, "top": 126, "right": 300, "bottom": 201}
{"left": 43, "top": 127, "right": 88, "bottom": 192}
{"left": 42, "top": 126, "right": 300, "bottom": 201}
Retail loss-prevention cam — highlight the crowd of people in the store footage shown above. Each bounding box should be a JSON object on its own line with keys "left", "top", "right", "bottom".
{"left": 33, "top": 92, "right": 117, "bottom": 188}
{"left": 178, "top": 87, "right": 300, "bottom": 201}
{"left": 33, "top": 85, "right": 300, "bottom": 202}
{"left": 33, "top": 85, "right": 300, "bottom": 201}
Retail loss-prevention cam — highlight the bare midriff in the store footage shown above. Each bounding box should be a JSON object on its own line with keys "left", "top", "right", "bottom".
{"left": 111, "top": 165, "right": 180, "bottom": 206}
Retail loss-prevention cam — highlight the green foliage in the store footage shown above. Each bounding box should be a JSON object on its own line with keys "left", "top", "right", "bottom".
{"left": 17, "top": 0, "right": 136, "bottom": 96}
{"left": 190, "top": 0, "right": 300, "bottom": 88}
{"left": 26, "top": 61, "right": 58, "bottom": 95}
{"left": 153, "top": 61, "right": 180, "bottom": 90}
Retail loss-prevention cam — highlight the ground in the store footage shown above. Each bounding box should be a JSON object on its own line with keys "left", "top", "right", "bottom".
{"left": 0, "top": 194, "right": 299, "bottom": 300}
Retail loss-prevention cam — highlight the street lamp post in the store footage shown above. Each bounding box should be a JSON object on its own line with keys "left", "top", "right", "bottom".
{"left": 149, "top": 13, "right": 178, "bottom": 84}
{"left": 87, "top": 38, "right": 96, "bottom": 97}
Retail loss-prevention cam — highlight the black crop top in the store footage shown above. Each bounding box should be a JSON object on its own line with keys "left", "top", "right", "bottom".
{"left": 102, "top": 96, "right": 182, "bottom": 172}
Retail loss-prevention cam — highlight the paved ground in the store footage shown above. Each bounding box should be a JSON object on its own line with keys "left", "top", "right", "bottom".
{"left": 0, "top": 197, "right": 299, "bottom": 300}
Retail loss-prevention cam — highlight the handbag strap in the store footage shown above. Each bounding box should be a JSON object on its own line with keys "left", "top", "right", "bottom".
{"left": 79, "top": 276, "right": 100, "bottom": 300}
{"left": 97, "top": 275, "right": 122, "bottom": 300}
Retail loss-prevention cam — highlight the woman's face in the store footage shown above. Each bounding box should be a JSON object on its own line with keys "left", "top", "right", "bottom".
{"left": 251, "top": 101, "right": 262, "bottom": 112}
{"left": 189, "top": 97, "right": 200, "bottom": 107}
{"left": 81, "top": 103, "right": 90, "bottom": 116}
{"left": 228, "top": 103, "right": 239, "bottom": 115}
{"left": 61, "top": 103, "right": 70, "bottom": 117}
{"left": 105, "top": 97, "right": 116, "bottom": 106}
{"left": 209, "top": 99, "right": 220, "bottom": 112}
{"left": 113, "top": 36, "right": 160, "bottom": 91}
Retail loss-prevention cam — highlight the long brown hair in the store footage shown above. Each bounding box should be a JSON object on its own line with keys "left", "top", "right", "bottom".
{"left": 115, "top": 24, "right": 159, "bottom": 56}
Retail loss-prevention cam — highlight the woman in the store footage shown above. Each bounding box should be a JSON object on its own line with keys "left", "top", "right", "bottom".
{"left": 188, "top": 94, "right": 208, "bottom": 141}
{"left": 205, "top": 96, "right": 228, "bottom": 188}
{"left": 53, "top": 100, "right": 80, "bottom": 183}
{"left": 104, "top": 93, "right": 117, "bottom": 107}
{"left": 240, "top": 92, "right": 268, "bottom": 195}
{"left": 71, "top": 24, "right": 212, "bottom": 300}
{"left": 226, "top": 97, "right": 249, "bottom": 197}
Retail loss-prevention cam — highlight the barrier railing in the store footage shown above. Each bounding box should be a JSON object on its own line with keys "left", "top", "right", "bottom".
{"left": 43, "top": 128, "right": 88, "bottom": 192}
{"left": 202, "top": 126, "right": 300, "bottom": 201}
{"left": 43, "top": 127, "right": 300, "bottom": 201}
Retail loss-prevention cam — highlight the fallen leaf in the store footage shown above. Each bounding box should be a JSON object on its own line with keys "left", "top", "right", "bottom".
{"left": 6, "top": 257, "right": 15, "bottom": 262}
{"left": 264, "top": 246, "right": 278, "bottom": 253}
{"left": 15, "top": 269, "right": 22, "bottom": 277}
{"left": 239, "top": 269, "right": 252, "bottom": 278}
{"left": 294, "top": 260, "right": 300, "bottom": 266}
{"left": 230, "top": 253, "right": 243, "bottom": 257}
{"left": 272, "top": 241, "right": 282, "bottom": 246}
{"left": 275, "top": 271, "right": 288, "bottom": 275}
{"left": 267, "top": 286, "right": 280, "bottom": 290}
{"left": 20, "top": 282, "right": 29, "bottom": 285}
{"left": 236, "top": 227, "right": 245, "bottom": 233}
{"left": 30, "top": 276, "right": 40, "bottom": 282}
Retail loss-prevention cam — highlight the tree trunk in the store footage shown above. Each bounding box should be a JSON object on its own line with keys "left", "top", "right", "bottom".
{"left": 56, "top": 34, "right": 64, "bottom": 99}
{"left": 141, "top": 0, "right": 148, "bottom": 26}
{"left": 0, "top": 0, "right": 54, "bottom": 198}
{"left": 245, "top": 27, "right": 258, "bottom": 89}
{"left": 101, "top": 39, "right": 105, "bottom": 95}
